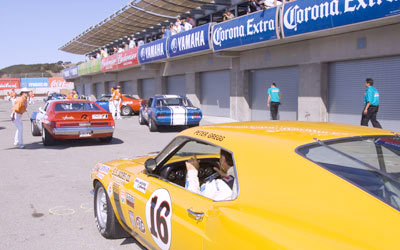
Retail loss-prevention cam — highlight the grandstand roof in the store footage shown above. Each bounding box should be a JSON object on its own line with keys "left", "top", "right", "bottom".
{"left": 59, "top": 0, "right": 218, "bottom": 55}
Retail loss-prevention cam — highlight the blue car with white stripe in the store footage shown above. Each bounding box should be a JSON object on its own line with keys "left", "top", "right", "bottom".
{"left": 138, "top": 95, "right": 202, "bottom": 132}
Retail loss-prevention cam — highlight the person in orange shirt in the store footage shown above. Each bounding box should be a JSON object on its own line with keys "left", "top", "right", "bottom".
{"left": 112, "top": 86, "right": 122, "bottom": 120}
{"left": 29, "top": 91, "right": 35, "bottom": 104}
{"left": 12, "top": 88, "right": 29, "bottom": 149}
{"left": 72, "top": 90, "right": 78, "bottom": 99}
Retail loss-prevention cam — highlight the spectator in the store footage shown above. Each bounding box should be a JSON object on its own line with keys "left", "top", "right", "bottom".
{"left": 11, "top": 88, "right": 29, "bottom": 149}
{"left": 129, "top": 37, "right": 136, "bottom": 48}
{"left": 28, "top": 91, "right": 35, "bottom": 104}
{"left": 123, "top": 41, "right": 129, "bottom": 51}
{"left": 172, "top": 19, "right": 182, "bottom": 35}
{"left": 247, "top": 0, "right": 260, "bottom": 13}
{"left": 264, "top": 0, "right": 280, "bottom": 7}
{"left": 223, "top": 11, "right": 235, "bottom": 21}
{"left": 186, "top": 15, "right": 195, "bottom": 28}
{"left": 162, "top": 26, "right": 171, "bottom": 38}
{"left": 118, "top": 45, "right": 124, "bottom": 53}
{"left": 137, "top": 39, "right": 144, "bottom": 46}
{"left": 10, "top": 89, "right": 17, "bottom": 105}
{"left": 181, "top": 18, "right": 192, "bottom": 31}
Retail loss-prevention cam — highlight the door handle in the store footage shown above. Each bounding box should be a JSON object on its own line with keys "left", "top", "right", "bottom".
{"left": 187, "top": 208, "right": 204, "bottom": 221}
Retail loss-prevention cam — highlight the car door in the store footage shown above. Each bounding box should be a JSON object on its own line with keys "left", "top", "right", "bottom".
{"left": 128, "top": 171, "right": 212, "bottom": 250}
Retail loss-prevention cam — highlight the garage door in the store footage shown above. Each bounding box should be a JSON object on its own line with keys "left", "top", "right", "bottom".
{"left": 142, "top": 78, "right": 156, "bottom": 99}
{"left": 105, "top": 82, "right": 117, "bottom": 94}
{"left": 166, "top": 75, "right": 186, "bottom": 96}
{"left": 200, "top": 70, "right": 230, "bottom": 117}
{"left": 122, "top": 81, "right": 134, "bottom": 95}
{"left": 328, "top": 56, "right": 400, "bottom": 131}
{"left": 250, "top": 67, "right": 299, "bottom": 120}
{"left": 75, "top": 84, "right": 83, "bottom": 97}
{"left": 95, "top": 83, "right": 103, "bottom": 99}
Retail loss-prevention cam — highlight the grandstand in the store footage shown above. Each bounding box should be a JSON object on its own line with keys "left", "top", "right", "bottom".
{"left": 58, "top": 0, "right": 400, "bottom": 130}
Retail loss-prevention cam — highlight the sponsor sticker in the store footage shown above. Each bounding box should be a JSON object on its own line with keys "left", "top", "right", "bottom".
{"left": 133, "top": 178, "right": 149, "bottom": 194}
{"left": 126, "top": 193, "right": 135, "bottom": 209}
{"left": 112, "top": 169, "right": 131, "bottom": 183}
{"left": 136, "top": 216, "right": 145, "bottom": 233}
{"left": 107, "top": 182, "right": 113, "bottom": 198}
{"left": 96, "top": 172, "right": 105, "bottom": 180}
{"left": 129, "top": 211, "right": 136, "bottom": 228}
{"left": 120, "top": 190, "right": 126, "bottom": 204}
{"left": 92, "top": 114, "right": 108, "bottom": 119}
{"left": 99, "top": 165, "right": 110, "bottom": 174}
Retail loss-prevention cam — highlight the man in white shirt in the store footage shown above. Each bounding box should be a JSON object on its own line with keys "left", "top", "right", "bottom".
{"left": 185, "top": 150, "right": 236, "bottom": 201}
{"left": 129, "top": 38, "right": 136, "bottom": 49}
{"left": 182, "top": 18, "right": 192, "bottom": 31}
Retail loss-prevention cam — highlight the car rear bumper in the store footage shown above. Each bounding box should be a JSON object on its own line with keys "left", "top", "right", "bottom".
{"left": 53, "top": 126, "right": 114, "bottom": 136}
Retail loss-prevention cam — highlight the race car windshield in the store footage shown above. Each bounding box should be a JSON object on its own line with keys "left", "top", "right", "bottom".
{"left": 298, "top": 136, "right": 400, "bottom": 211}
{"left": 55, "top": 102, "right": 101, "bottom": 111}
{"left": 158, "top": 98, "right": 192, "bottom": 107}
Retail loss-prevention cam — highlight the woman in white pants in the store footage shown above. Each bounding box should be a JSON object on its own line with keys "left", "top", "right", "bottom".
{"left": 12, "top": 89, "right": 29, "bottom": 149}
{"left": 109, "top": 87, "right": 116, "bottom": 120}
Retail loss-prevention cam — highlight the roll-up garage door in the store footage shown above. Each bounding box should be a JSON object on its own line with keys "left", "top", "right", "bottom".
{"left": 200, "top": 70, "right": 230, "bottom": 117}
{"left": 142, "top": 78, "right": 156, "bottom": 99}
{"left": 75, "top": 84, "right": 83, "bottom": 96}
{"left": 95, "top": 83, "right": 103, "bottom": 99}
{"left": 105, "top": 82, "right": 117, "bottom": 94}
{"left": 328, "top": 56, "right": 400, "bottom": 131}
{"left": 166, "top": 75, "right": 186, "bottom": 96}
{"left": 250, "top": 66, "right": 299, "bottom": 120}
{"left": 122, "top": 81, "right": 134, "bottom": 95}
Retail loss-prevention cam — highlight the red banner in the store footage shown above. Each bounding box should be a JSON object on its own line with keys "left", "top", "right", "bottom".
{"left": 101, "top": 53, "right": 118, "bottom": 72}
{"left": 0, "top": 78, "right": 20, "bottom": 90}
{"left": 49, "top": 77, "right": 74, "bottom": 88}
{"left": 117, "top": 47, "right": 139, "bottom": 69}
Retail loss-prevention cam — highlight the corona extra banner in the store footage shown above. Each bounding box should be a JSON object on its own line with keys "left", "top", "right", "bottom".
{"left": 212, "top": 8, "right": 278, "bottom": 51}
{"left": 168, "top": 23, "right": 211, "bottom": 58}
{"left": 49, "top": 77, "right": 74, "bottom": 88}
{"left": 20, "top": 78, "right": 49, "bottom": 88}
{"left": 0, "top": 78, "right": 20, "bottom": 90}
{"left": 282, "top": 0, "right": 400, "bottom": 37}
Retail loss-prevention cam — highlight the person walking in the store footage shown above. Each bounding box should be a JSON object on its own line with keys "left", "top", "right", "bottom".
{"left": 267, "top": 82, "right": 281, "bottom": 120}
{"left": 11, "top": 88, "right": 29, "bottom": 149}
{"left": 109, "top": 87, "right": 116, "bottom": 120}
{"left": 10, "top": 89, "right": 17, "bottom": 105}
{"left": 28, "top": 91, "right": 35, "bottom": 104}
{"left": 361, "top": 78, "right": 382, "bottom": 128}
{"left": 112, "top": 86, "right": 122, "bottom": 120}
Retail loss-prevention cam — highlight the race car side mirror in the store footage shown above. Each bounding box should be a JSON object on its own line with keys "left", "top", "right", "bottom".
{"left": 145, "top": 158, "right": 157, "bottom": 173}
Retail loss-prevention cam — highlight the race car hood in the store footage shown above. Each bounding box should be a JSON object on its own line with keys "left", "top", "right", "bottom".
{"left": 100, "top": 154, "right": 158, "bottom": 174}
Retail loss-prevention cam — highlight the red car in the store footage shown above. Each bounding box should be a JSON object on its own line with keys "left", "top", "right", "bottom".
{"left": 96, "top": 94, "right": 145, "bottom": 116}
{"left": 30, "top": 100, "right": 115, "bottom": 146}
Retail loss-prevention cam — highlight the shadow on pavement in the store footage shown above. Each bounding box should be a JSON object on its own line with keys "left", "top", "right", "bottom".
{"left": 120, "top": 237, "right": 147, "bottom": 249}
{"left": 4, "top": 137, "right": 124, "bottom": 150}
{"left": 155, "top": 126, "right": 190, "bottom": 133}
{"left": 0, "top": 126, "right": 5, "bottom": 130}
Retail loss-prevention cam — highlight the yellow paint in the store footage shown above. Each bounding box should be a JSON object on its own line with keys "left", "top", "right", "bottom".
{"left": 92, "top": 121, "right": 399, "bottom": 249}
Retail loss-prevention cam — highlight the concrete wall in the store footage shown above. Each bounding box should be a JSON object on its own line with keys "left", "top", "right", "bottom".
{"left": 68, "top": 22, "right": 400, "bottom": 121}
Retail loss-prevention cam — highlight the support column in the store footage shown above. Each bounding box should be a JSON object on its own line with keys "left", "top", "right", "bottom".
{"left": 95, "top": 82, "right": 106, "bottom": 98}
{"left": 185, "top": 72, "right": 201, "bottom": 108}
{"left": 298, "top": 63, "right": 328, "bottom": 122}
{"left": 230, "top": 57, "right": 250, "bottom": 121}
{"left": 155, "top": 74, "right": 166, "bottom": 95}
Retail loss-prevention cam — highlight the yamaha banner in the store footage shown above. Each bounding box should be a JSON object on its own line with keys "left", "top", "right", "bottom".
{"left": 282, "top": 0, "right": 400, "bottom": 37}
{"left": 138, "top": 38, "right": 168, "bottom": 64}
{"left": 212, "top": 8, "right": 278, "bottom": 51}
{"left": 20, "top": 78, "right": 49, "bottom": 88}
{"left": 62, "top": 66, "right": 79, "bottom": 79}
{"left": 168, "top": 24, "right": 211, "bottom": 58}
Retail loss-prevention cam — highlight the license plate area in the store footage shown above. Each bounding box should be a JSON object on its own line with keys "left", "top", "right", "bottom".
{"left": 79, "top": 122, "right": 91, "bottom": 126}
{"left": 79, "top": 131, "right": 92, "bottom": 137}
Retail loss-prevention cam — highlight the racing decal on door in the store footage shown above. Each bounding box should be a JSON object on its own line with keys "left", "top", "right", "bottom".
{"left": 107, "top": 182, "right": 113, "bottom": 198}
{"left": 145, "top": 189, "right": 172, "bottom": 250}
{"left": 133, "top": 177, "right": 149, "bottom": 193}
{"left": 136, "top": 216, "right": 146, "bottom": 233}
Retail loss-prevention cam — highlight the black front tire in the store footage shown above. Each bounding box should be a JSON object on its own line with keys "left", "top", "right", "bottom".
{"left": 94, "top": 182, "right": 128, "bottom": 239}
{"left": 42, "top": 126, "right": 55, "bottom": 146}
{"left": 138, "top": 112, "right": 145, "bottom": 125}
{"left": 149, "top": 118, "right": 158, "bottom": 132}
{"left": 121, "top": 106, "right": 132, "bottom": 116}
{"left": 31, "top": 121, "right": 41, "bottom": 136}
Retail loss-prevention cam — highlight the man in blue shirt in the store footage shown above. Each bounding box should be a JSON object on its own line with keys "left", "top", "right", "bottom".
{"left": 361, "top": 78, "right": 382, "bottom": 128}
{"left": 267, "top": 82, "right": 281, "bottom": 120}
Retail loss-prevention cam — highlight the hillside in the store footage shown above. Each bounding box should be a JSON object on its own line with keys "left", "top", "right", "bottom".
{"left": 0, "top": 61, "right": 71, "bottom": 78}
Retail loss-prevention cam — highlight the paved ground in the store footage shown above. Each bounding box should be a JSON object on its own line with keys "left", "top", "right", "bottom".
{"left": 0, "top": 100, "right": 235, "bottom": 250}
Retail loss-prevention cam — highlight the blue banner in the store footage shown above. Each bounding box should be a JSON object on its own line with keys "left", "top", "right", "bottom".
{"left": 62, "top": 66, "right": 79, "bottom": 79}
{"left": 282, "top": 0, "right": 400, "bottom": 37}
{"left": 212, "top": 8, "right": 278, "bottom": 51}
{"left": 138, "top": 38, "right": 168, "bottom": 64}
{"left": 168, "top": 24, "right": 211, "bottom": 58}
{"left": 20, "top": 78, "right": 49, "bottom": 88}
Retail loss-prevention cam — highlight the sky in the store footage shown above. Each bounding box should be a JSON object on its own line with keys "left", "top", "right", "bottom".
{"left": 0, "top": 0, "right": 131, "bottom": 69}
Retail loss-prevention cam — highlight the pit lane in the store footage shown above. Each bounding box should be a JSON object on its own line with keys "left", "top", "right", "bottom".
{"left": 0, "top": 100, "right": 234, "bottom": 250}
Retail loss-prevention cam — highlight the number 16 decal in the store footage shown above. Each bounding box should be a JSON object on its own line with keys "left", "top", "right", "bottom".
{"left": 145, "top": 189, "right": 172, "bottom": 250}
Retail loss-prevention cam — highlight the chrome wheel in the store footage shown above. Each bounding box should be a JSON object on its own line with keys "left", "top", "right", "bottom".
{"left": 96, "top": 187, "right": 108, "bottom": 229}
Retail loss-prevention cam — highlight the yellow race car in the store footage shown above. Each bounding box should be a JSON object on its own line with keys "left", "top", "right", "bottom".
{"left": 91, "top": 121, "right": 400, "bottom": 249}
